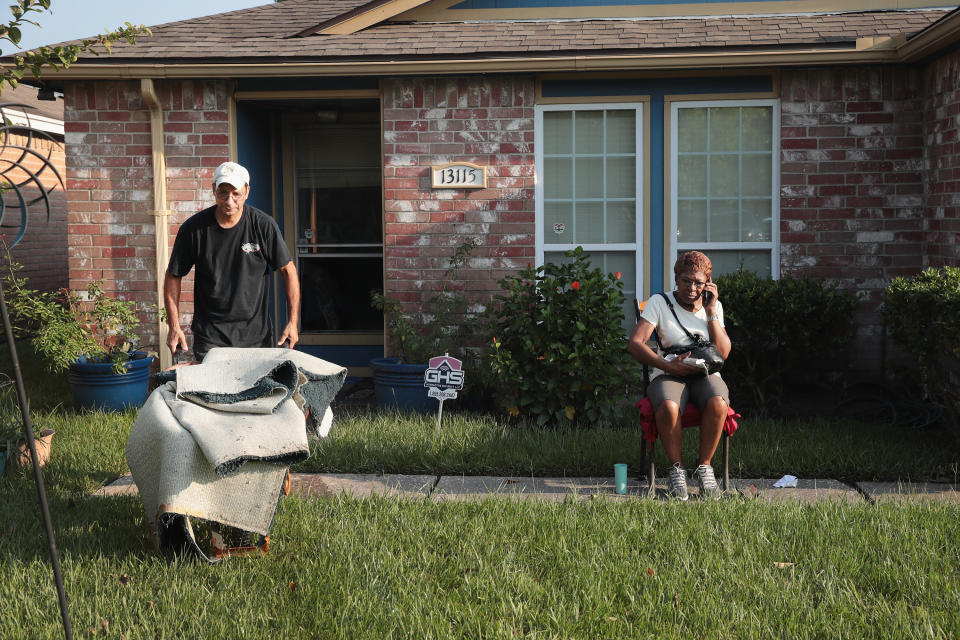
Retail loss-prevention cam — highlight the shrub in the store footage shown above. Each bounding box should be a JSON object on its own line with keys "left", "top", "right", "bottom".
{"left": 713, "top": 269, "right": 859, "bottom": 412}
{"left": 2, "top": 257, "right": 147, "bottom": 374}
{"left": 883, "top": 266, "right": 960, "bottom": 362}
{"left": 371, "top": 240, "right": 481, "bottom": 365}
{"left": 485, "top": 247, "right": 641, "bottom": 427}
{"left": 883, "top": 266, "right": 960, "bottom": 439}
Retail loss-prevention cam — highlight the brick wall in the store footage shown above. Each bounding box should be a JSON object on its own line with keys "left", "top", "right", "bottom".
{"left": 381, "top": 77, "right": 536, "bottom": 319}
{"left": 62, "top": 79, "right": 230, "bottom": 351}
{"left": 779, "top": 67, "right": 926, "bottom": 368}
{"left": 923, "top": 49, "right": 960, "bottom": 267}
{"left": 2, "top": 133, "right": 67, "bottom": 293}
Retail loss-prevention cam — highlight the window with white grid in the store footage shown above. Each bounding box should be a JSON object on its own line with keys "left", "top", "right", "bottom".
{"left": 671, "top": 99, "right": 779, "bottom": 278}
{"left": 536, "top": 104, "right": 644, "bottom": 326}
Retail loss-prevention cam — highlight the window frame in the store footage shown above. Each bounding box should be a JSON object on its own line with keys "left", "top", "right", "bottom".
{"left": 535, "top": 101, "right": 645, "bottom": 302}
{"left": 668, "top": 98, "right": 780, "bottom": 280}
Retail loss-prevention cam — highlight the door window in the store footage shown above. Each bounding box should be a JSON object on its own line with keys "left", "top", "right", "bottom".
{"left": 292, "top": 123, "right": 383, "bottom": 332}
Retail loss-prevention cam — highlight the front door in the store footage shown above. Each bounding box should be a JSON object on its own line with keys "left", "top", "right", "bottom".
{"left": 283, "top": 109, "right": 383, "bottom": 374}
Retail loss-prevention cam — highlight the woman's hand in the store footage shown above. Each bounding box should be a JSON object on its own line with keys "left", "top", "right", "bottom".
{"left": 703, "top": 281, "right": 719, "bottom": 315}
{"left": 662, "top": 352, "right": 705, "bottom": 376}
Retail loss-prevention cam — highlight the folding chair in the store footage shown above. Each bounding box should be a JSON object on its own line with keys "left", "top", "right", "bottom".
{"left": 634, "top": 299, "right": 740, "bottom": 495}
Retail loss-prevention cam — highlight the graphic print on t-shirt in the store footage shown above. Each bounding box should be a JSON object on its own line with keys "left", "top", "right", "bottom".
{"left": 241, "top": 242, "right": 261, "bottom": 254}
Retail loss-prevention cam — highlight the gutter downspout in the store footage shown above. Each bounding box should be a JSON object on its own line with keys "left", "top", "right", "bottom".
{"left": 140, "top": 78, "right": 173, "bottom": 370}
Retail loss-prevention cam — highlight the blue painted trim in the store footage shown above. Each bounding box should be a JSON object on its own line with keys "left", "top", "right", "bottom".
{"left": 453, "top": 0, "right": 777, "bottom": 7}
{"left": 649, "top": 97, "right": 664, "bottom": 294}
{"left": 541, "top": 76, "right": 772, "bottom": 98}
{"left": 297, "top": 344, "right": 384, "bottom": 370}
{"left": 237, "top": 104, "right": 285, "bottom": 336}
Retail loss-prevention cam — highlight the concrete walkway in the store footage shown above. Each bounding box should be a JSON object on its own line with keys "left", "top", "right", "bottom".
{"left": 96, "top": 473, "right": 960, "bottom": 504}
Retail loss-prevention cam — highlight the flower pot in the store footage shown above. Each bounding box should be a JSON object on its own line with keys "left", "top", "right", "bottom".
{"left": 67, "top": 351, "right": 155, "bottom": 412}
{"left": 15, "top": 428, "right": 54, "bottom": 468}
{"left": 369, "top": 357, "right": 433, "bottom": 413}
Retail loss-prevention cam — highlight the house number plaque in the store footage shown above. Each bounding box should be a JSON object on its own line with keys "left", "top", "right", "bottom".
{"left": 431, "top": 162, "right": 486, "bottom": 189}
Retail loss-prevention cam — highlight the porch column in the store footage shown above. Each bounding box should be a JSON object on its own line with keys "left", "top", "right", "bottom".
{"left": 140, "top": 78, "right": 173, "bottom": 370}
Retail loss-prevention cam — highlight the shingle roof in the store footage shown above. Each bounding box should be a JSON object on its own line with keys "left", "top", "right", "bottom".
{"left": 18, "top": 0, "right": 953, "bottom": 63}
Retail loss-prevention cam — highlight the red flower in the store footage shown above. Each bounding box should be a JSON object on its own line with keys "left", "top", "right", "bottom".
{"left": 615, "top": 271, "right": 622, "bottom": 280}
{"left": 571, "top": 281, "right": 580, "bottom": 291}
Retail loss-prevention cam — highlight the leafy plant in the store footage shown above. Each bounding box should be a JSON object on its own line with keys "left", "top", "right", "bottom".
{"left": 371, "top": 239, "right": 482, "bottom": 366}
{"left": 0, "top": 0, "right": 151, "bottom": 94}
{"left": 883, "top": 266, "right": 960, "bottom": 361}
{"left": 485, "top": 247, "right": 641, "bottom": 427}
{"left": 0, "top": 375, "right": 22, "bottom": 445}
{"left": 713, "top": 268, "right": 859, "bottom": 413}
{"left": 883, "top": 266, "right": 960, "bottom": 439}
{"left": 2, "top": 256, "right": 148, "bottom": 374}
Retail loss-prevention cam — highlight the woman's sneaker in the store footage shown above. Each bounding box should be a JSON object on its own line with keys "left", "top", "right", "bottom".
{"left": 693, "top": 464, "right": 720, "bottom": 499}
{"left": 668, "top": 462, "right": 689, "bottom": 501}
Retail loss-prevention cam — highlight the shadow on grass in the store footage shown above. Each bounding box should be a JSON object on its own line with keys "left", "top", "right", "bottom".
{"left": 0, "top": 480, "right": 155, "bottom": 564}
{"left": 0, "top": 340, "right": 74, "bottom": 413}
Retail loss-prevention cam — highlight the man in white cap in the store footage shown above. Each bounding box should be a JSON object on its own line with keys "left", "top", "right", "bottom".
{"left": 164, "top": 161, "right": 300, "bottom": 361}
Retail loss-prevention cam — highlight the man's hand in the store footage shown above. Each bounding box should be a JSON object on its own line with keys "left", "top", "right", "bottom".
{"left": 278, "top": 321, "right": 299, "bottom": 349}
{"left": 167, "top": 325, "right": 188, "bottom": 356}
{"left": 277, "top": 261, "right": 300, "bottom": 350}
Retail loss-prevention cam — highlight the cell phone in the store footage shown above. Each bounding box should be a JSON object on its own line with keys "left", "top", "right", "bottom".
{"left": 702, "top": 288, "right": 714, "bottom": 306}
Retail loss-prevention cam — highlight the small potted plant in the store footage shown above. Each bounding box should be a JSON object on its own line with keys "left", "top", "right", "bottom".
{"left": 0, "top": 379, "right": 18, "bottom": 476}
{"left": 369, "top": 240, "right": 483, "bottom": 412}
{"left": 2, "top": 258, "right": 156, "bottom": 412}
{"left": 0, "top": 376, "right": 54, "bottom": 472}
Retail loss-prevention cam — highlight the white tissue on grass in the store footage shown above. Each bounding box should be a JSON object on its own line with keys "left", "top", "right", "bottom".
{"left": 773, "top": 475, "right": 798, "bottom": 488}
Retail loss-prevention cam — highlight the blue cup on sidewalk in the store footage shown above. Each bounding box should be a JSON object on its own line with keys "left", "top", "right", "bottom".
{"left": 614, "top": 463, "right": 628, "bottom": 494}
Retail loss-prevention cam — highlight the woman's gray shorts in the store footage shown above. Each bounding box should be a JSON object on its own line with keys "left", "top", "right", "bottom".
{"left": 647, "top": 374, "right": 730, "bottom": 413}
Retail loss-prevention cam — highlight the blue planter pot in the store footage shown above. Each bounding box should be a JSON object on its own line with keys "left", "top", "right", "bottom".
{"left": 370, "top": 357, "right": 433, "bottom": 413}
{"left": 67, "top": 351, "right": 155, "bottom": 412}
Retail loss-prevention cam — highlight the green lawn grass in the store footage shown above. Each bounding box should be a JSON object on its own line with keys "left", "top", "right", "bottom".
{"left": 0, "top": 490, "right": 957, "bottom": 639}
{"left": 1, "top": 341, "right": 959, "bottom": 639}
{"left": 304, "top": 407, "right": 960, "bottom": 482}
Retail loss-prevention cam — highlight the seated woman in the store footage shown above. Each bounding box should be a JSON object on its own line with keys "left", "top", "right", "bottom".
{"left": 627, "top": 251, "right": 732, "bottom": 500}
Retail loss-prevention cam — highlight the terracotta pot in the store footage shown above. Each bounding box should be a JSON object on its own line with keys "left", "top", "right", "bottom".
{"left": 15, "top": 428, "right": 55, "bottom": 468}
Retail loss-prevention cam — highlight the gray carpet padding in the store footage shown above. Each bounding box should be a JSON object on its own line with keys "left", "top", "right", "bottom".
{"left": 126, "top": 348, "right": 346, "bottom": 560}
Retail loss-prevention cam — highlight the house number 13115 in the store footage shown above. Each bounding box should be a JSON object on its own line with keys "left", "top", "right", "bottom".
{"left": 432, "top": 162, "right": 486, "bottom": 189}
{"left": 442, "top": 167, "right": 476, "bottom": 184}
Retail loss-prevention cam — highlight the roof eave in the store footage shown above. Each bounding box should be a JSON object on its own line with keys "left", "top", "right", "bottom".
{"left": 19, "top": 46, "right": 902, "bottom": 80}
{"left": 898, "top": 7, "right": 960, "bottom": 62}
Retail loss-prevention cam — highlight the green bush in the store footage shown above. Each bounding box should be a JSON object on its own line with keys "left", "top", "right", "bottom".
{"left": 485, "top": 247, "right": 641, "bottom": 427}
{"left": 2, "top": 257, "right": 147, "bottom": 374}
{"left": 713, "top": 269, "right": 859, "bottom": 412}
{"left": 883, "top": 266, "right": 960, "bottom": 439}
{"left": 371, "top": 240, "right": 481, "bottom": 365}
{"left": 883, "top": 266, "right": 960, "bottom": 361}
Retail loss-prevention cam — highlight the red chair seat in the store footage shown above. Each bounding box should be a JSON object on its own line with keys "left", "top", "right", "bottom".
{"left": 635, "top": 396, "right": 740, "bottom": 444}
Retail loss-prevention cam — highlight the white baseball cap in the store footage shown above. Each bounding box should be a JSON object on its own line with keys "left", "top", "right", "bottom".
{"left": 213, "top": 162, "right": 250, "bottom": 188}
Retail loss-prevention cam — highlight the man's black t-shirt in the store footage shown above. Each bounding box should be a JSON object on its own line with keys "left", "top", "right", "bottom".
{"left": 168, "top": 204, "right": 292, "bottom": 350}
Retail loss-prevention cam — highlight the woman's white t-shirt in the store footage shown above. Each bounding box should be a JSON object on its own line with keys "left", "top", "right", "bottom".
{"left": 639, "top": 291, "right": 725, "bottom": 379}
